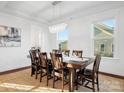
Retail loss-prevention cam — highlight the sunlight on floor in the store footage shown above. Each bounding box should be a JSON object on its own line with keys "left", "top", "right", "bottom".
{"left": 32, "top": 86, "right": 68, "bottom": 92}
{"left": 0, "top": 83, "right": 34, "bottom": 91}
{"left": 0, "top": 82, "right": 68, "bottom": 92}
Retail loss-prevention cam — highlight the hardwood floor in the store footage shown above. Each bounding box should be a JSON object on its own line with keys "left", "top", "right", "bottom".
{"left": 0, "top": 68, "right": 124, "bottom": 92}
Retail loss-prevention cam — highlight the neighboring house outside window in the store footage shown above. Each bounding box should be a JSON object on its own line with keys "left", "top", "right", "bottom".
{"left": 93, "top": 19, "right": 115, "bottom": 57}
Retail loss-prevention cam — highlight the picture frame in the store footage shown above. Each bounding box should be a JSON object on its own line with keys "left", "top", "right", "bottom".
{"left": 0, "top": 25, "right": 21, "bottom": 47}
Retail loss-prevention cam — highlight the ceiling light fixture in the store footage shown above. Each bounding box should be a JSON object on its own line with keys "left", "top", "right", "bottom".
{"left": 49, "top": 23, "right": 67, "bottom": 33}
{"left": 49, "top": 1, "right": 67, "bottom": 33}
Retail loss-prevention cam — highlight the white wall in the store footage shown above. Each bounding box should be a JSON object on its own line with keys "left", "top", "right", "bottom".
{"left": 30, "top": 24, "right": 51, "bottom": 52}
{"left": 0, "top": 12, "right": 50, "bottom": 72}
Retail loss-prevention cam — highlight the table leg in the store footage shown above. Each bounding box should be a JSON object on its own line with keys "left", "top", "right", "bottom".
{"left": 69, "top": 68, "right": 74, "bottom": 92}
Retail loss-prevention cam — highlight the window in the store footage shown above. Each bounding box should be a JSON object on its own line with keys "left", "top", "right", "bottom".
{"left": 57, "top": 28, "right": 68, "bottom": 51}
{"left": 93, "top": 19, "right": 115, "bottom": 57}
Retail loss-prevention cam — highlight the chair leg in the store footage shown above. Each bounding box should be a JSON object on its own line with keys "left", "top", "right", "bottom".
{"left": 40, "top": 69, "right": 42, "bottom": 82}
{"left": 92, "top": 79, "right": 95, "bottom": 92}
{"left": 46, "top": 71, "right": 48, "bottom": 86}
{"left": 62, "top": 72, "right": 64, "bottom": 92}
{"left": 31, "top": 68, "right": 33, "bottom": 76}
{"left": 53, "top": 71, "right": 55, "bottom": 88}
{"left": 96, "top": 77, "right": 99, "bottom": 91}
{"left": 75, "top": 72, "right": 78, "bottom": 90}
{"left": 35, "top": 68, "right": 38, "bottom": 79}
{"left": 31, "top": 67, "right": 36, "bottom": 76}
{"left": 82, "top": 77, "right": 85, "bottom": 85}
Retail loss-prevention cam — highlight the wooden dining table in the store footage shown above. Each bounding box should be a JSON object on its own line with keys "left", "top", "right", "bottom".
{"left": 62, "top": 56, "right": 94, "bottom": 92}
{"left": 28, "top": 53, "right": 94, "bottom": 92}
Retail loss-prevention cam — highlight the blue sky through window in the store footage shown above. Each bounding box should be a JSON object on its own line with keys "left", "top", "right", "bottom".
{"left": 58, "top": 27, "right": 68, "bottom": 41}
{"left": 102, "top": 19, "right": 115, "bottom": 28}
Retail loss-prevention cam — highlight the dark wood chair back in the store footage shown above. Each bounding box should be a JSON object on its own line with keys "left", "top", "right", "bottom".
{"left": 50, "top": 53, "right": 63, "bottom": 70}
{"left": 63, "top": 50, "right": 70, "bottom": 56}
{"left": 92, "top": 54, "right": 101, "bottom": 77}
{"left": 29, "top": 49, "right": 40, "bottom": 78}
{"left": 52, "top": 49, "right": 59, "bottom": 54}
{"left": 39, "top": 52, "right": 48, "bottom": 68}
{"left": 72, "top": 50, "right": 83, "bottom": 58}
{"left": 29, "top": 49, "right": 38, "bottom": 64}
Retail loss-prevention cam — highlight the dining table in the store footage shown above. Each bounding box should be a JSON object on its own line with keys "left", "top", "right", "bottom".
{"left": 28, "top": 53, "right": 94, "bottom": 92}
{"left": 62, "top": 56, "right": 94, "bottom": 92}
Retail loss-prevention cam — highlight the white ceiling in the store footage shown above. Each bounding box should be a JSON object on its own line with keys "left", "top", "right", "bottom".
{"left": 0, "top": 1, "right": 124, "bottom": 25}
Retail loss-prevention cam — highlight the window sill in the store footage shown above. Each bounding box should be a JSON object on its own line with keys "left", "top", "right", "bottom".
{"left": 84, "top": 55, "right": 119, "bottom": 60}
{"left": 101, "top": 57, "right": 119, "bottom": 60}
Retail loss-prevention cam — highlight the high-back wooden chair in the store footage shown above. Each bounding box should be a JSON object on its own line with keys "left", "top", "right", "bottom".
{"left": 29, "top": 49, "right": 40, "bottom": 79}
{"left": 39, "top": 52, "right": 47, "bottom": 78}
{"left": 78, "top": 54, "right": 101, "bottom": 91}
{"left": 50, "top": 53, "right": 66, "bottom": 92}
{"left": 72, "top": 50, "right": 83, "bottom": 58}
{"left": 63, "top": 50, "right": 70, "bottom": 56}
{"left": 38, "top": 52, "right": 51, "bottom": 86}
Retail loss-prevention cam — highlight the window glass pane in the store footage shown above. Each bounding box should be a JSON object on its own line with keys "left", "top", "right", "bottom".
{"left": 58, "top": 28, "right": 68, "bottom": 41}
{"left": 101, "top": 44, "right": 104, "bottom": 52}
{"left": 58, "top": 28, "right": 68, "bottom": 51}
{"left": 94, "top": 19, "right": 115, "bottom": 57}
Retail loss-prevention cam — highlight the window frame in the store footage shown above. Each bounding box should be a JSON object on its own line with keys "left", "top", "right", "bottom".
{"left": 56, "top": 28, "right": 69, "bottom": 51}
{"left": 91, "top": 17, "right": 119, "bottom": 59}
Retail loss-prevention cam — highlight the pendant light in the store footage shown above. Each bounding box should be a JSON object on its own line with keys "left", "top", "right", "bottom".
{"left": 49, "top": 1, "right": 67, "bottom": 33}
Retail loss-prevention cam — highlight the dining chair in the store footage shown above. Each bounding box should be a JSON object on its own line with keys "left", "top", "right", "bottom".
{"left": 29, "top": 49, "right": 40, "bottom": 79}
{"left": 72, "top": 50, "right": 83, "bottom": 58}
{"left": 63, "top": 50, "right": 70, "bottom": 56}
{"left": 77, "top": 54, "right": 101, "bottom": 92}
{"left": 50, "top": 53, "right": 68, "bottom": 92}
{"left": 38, "top": 52, "right": 52, "bottom": 86}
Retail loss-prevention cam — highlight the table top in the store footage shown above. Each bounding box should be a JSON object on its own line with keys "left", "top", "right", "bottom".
{"left": 63, "top": 56, "right": 92, "bottom": 63}
{"left": 62, "top": 56, "right": 94, "bottom": 69}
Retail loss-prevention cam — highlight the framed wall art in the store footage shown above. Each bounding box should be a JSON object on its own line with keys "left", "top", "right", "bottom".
{"left": 0, "top": 25, "right": 21, "bottom": 47}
